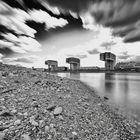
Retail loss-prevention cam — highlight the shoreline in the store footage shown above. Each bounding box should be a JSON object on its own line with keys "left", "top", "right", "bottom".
{"left": 0, "top": 64, "right": 140, "bottom": 139}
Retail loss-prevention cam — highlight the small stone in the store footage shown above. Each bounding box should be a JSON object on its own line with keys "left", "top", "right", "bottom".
{"left": 0, "top": 132, "right": 5, "bottom": 140}
{"left": 47, "top": 104, "right": 56, "bottom": 111}
{"left": 45, "top": 126, "right": 50, "bottom": 133}
{"left": 39, "top": 120, "right": 45, "bottom": 127}
{"left": 23, "top": 112, "right": 28, "bottom": 117}
{"left": 11, "top": 109, "right": 17, "bottom": 114}
{"left": 14, "top": 120, "right": 21, "bottom": 125}
{"left": 50, "top": 124, "right": 55, "bottom": 128}
{"left": 9, "top": 73, "right": 14, "bottom": 77}
{"left": 0, "top": 111, "right": 13, "bottom": 117}
{"left": 30, "top": 119, "right": 38, "bottom": 126}
{"left": 59, "top": 115, "right": 64, "bottom": 121}
{"left": 53, "top": 107, "right": 63, "bottom": 115}
{"left": 20, "top": 134, "right": 31, "bottom": 140}
{"left": 104, "top": 96, "right": 109, "bottom": 100}
{"left": 0, "top": 98, "right": 4, "bottom": 101}
{"left": 3, "top": 129, "right": 8, "bottom": 133}
{"left": 72, "top": 132, "right": 77, "bottom": 135}
{"left": 31, "top": 101, "right": 39, "bottom": 107}
{"left": 0, "top": 121, "right": 2, "bottom": 125}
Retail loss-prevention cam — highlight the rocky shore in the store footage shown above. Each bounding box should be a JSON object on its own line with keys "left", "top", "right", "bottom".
{"left": 0, "top": 63, "right": 140, "bottom": 140}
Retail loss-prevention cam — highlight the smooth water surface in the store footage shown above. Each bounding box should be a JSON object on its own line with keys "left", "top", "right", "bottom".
{"left": 57, "top": 72, "right": 140, "bottom": 120}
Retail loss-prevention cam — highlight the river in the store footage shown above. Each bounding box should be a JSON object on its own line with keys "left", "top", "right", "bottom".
{"left": 57, "top": 72, "right": 140, "bottom": 122}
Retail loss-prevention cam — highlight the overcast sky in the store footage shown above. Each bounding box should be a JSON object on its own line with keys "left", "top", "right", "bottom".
{"left": 1, "top": 0, "right": 140, "bottom": 68}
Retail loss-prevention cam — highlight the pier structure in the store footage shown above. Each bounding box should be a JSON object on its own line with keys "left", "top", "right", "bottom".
{"left": 100, "top": 52, "right": 116, "bottom": 70}
{"left": 45, "top": 60, "right": 58, "bottom": 71}
{"left": 66, "top": 57, "right": 80, "bottom": 71}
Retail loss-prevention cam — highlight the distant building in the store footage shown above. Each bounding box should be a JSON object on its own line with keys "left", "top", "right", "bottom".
{"left": 57, "top": 66, "right": 68, "bottom": 71}
{"left": 66, "top": 57, "right": 80, "bottom": 71}
{"left": 115, "top": 61, "right": 140, "bottom": 71}
{"left": 45, "top": 60, "right": 58, "bottom": 71}
{"left": 79, "top": 66, "right": 99, "bottom": 71}
{"left": 100, "top": 52, "right": 116, "bottom": 70}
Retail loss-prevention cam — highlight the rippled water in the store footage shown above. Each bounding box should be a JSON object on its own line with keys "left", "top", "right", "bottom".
{"left": 57, "top": 72, "right": 140, "bottom": 121}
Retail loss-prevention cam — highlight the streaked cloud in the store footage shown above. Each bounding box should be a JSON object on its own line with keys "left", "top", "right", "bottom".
{"left": 29, "top": 10, "right": 68, "bottom": 29}
{"left": 3, "top": 55, "right": 38, "bottom": 64}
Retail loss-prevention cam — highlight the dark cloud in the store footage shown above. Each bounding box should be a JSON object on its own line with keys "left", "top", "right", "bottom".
{"left": 2, "top": 0, "right": 140, "bottom": 45}
{"left": 26, "top": 21, "right": 46, "bottom": 40}
{"left": 87, "top": 48, "right": 100, "bottom": 55}
{"left": 2, "top": 0, "right": 25, "bottom": 10}
{"left": 0, "top": 25, "right": 18, "bottom": 37}
{"left": 26, "top": 14, "right": 84, "bottom": 41}
{"left": 45, "top": 0, "right": 92, "bottom": 13}
{"left": 45, "top": 0, "right": 140, "bottom": 43}
{"left": 0, "top": 47, "right": 14, "bottom": 56}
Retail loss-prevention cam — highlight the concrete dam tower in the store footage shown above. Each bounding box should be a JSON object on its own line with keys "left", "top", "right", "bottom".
{"left": 100, "top": 52, "right": 116, "bottom": 70}
{"left": 66, "top": 57, "right": 80, "bottom": 71}
{"left": 45, "top": 60, "right": 58, "bottom": 71}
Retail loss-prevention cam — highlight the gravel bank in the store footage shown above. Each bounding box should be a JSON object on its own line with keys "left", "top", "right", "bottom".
{"left": 0, "top": 64, "right": 140, "bottom": 140}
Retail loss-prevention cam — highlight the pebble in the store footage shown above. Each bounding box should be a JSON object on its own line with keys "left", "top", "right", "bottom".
{"left": 14, "top": 120, "right": 21, "bottom": 125}
{"left": 39, "top": 120, "right": 45, "bottom": 127}
{"left": 30, "top": 119, "right": 38, "bottom": 126}
{"left": 47, "top": 104, "right": 56, "bottom": 111}
{"left": 31, "top": 101, "right": 39, "bottom": 107}
{"left": 20, "top": 134, "right": 32, "bottom": 140}
{"left": 0, "top": 111, "right": 13, "bottom": 117}
{"left": 45, "top": 125, "right": 50, "bottom": 133}
{"left": 11, "top": 109, "right": 17, "bottom": 114}
{"left": 0, "top": 132, "right": 5, "bottom": 140}
{"left": 72, "top": 131, "right": 78, "bottom": 135}
{"left": 23, "top": 112, "right": 28, "bottom": 117}
{"left": 53, "top": 107, "right": 63, "bottom": 115}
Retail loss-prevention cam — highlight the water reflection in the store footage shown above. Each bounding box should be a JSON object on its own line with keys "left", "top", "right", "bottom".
{"left": 104, "top": 73, "right": 115, "bottom": 94}
{"left": 70, "top": 72, "right": 80, "bottom": 79}
{"left": 57, "top": 72, "right": 140, "bottom": 121}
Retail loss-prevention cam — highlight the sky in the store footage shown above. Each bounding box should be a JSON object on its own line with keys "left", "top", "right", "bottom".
{"left": 1, "top": 0, "right": 140, "bottom": 68}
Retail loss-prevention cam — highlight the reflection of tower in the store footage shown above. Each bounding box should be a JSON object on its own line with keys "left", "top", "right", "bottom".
{"left": 70, "top": 72, "right": 80, "bottom": 80}
{"left": 100, "top": 52, "right": 116, "bottom": 70}
{"left": 66, "top": 57, "right": 80, "bottom": 71}
{"left": 45, "top": 60, "right": 58, "bottom": 71}
{"left": 105, "top": 73, "right": 115, "bottom": 93}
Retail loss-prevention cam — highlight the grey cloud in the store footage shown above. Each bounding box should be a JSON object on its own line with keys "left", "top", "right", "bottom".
{"left": 100, "top": 41, "right": 116, "bottom": 50}
{"left": 87, "top": 48, "right": 100, "bottom": 55}
{"left": 118, "top": 51, "right": 133, "bottom": 60}
{"left": 3, "top": 56, "right": 38, "bottom": 64}
{"left": 131, "top": 56, "right": 140, "bottom": 62}
{"left": 67, "top": 54, "right": 87, "bottom": 59}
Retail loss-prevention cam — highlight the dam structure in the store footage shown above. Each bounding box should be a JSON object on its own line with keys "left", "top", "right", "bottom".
{"left": 100, "top": 52, "right": 116, "bottom": 71}
{"left": 45, "top": 60, "right": 58, "bottom": 71}
{"left": 66, "top": 57, "right": 80, "bottom": 71}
